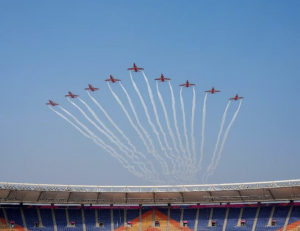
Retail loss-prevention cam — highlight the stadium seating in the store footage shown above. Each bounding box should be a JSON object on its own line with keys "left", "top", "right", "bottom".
{"left": 0, "top": 204, "right": 299, "bottom": 231}
{"left": 182, "top": 209, "right": 197, "bottom": 230}
{"left": 39, "top": 208, "right": 55, "bottom": 231}
{"left": 255, "top": 206, "right": 272, "bottom": 230}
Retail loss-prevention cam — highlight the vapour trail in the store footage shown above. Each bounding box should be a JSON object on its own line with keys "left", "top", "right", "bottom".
{"left": 118, "top": 82, "right": 157, "bottom": 174}
{"left": 107, "top": 83, "right": 151, "bottom": 153}
{"left": 191, "top": 86, "right": 197, "bottom": 162}
{"left": 169, "top": 82, "right": 185, "bottom": 154}
{"left": 208, "top": 100, "right": 242, "bottom": 178}
{"left": 118, "top": 82, "right": 153, "bottom": 153}
{"left": 129, "top": 72, "right": 170, "bottom": 176}
{"left": 56, "top": 106, "right": 142, "bottom": 178}
{"left": 67, "top": 98, "right": 153, "bottom": 180}
{"left": 179, "top": 87, "right": 193, "bottom": 167}
{"left": 156, "top": 81, "right": 182, "bottom": 172}
{"left": 202, "top": 101, "right": 231, "bottom": 182}
{"left": 107, "top": 82, "right": 168, "bottom": 179}
{"left": 77, "top": 97, "right": 155, "bottom": 179}
{"left": 198, "top": 93, "right": 208, "bottom": 170}
{"left": 143, "top": 72, "right": 172, "bottom": 151}
{"left": 49, "top": 106, "right": 91, "bottom": 139}
{"left": 87, "top": 91, "right": 145, "bottom": 160}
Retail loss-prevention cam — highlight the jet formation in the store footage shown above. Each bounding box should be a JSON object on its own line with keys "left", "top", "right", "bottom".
{"left": 46, "top": 63, "right": 243, "bottom": 105}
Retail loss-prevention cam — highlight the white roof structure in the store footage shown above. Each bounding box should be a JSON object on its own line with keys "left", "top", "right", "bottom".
{"left": 1, "top": 179, "right": 300, "bottom": 204}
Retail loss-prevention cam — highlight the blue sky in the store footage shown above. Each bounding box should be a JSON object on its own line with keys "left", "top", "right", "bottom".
{"left": 0, "top": 1, "right": 299, "bottom": 186}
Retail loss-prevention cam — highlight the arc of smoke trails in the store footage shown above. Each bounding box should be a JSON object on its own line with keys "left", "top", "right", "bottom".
{"left": 118, "top": 83, "right": 157, "bottom": 174}
{"left": 179, "top": 87, "right": 193, "bottom": 166}
{"left": 191, "top": 87, "right": 196, "bottom": 162}
{"left": 58, "top": 105, "right": 141, "bottom": 178}
{"left": 87, "top": 91, "right": 145, "bottom": 159}
{"left": 156, "top": 81, "right": 179, "bottom": 154}
{"left": 198, "top": 93, "right": 208, "bottom": 170}
{"left": 51, "top": 106, "right": 141, "bottom": 177}
{"left": 142, "top": 71, "right": 172, "bottom": 151}
{"left": 169, "top": 82, "right": 185, "bottom": 154}
{"left": 118, "top": 83, "right": 153, "bottom": 154}
{"left": 156, "top": 81, "right": 182, "bottom": 169}
{"left": 107, "top": 83, "right": 150, "bottom": 153}
{"left": 77, "top": 97, "right": 155, "bottom": 179}
{"left": 202, "top": 101, "right": 231, "bottom": 182}
{"left": 67, "top": 98, "right": 151, "bottom": 180}
{"left": 129, "top": 72, "right": 170, "bottom": 175}
{"left": 208, "top": 100, "right": 242, "bottom": 178}
{"left": 108, "top": 82, "right": 169, "bottom": 179}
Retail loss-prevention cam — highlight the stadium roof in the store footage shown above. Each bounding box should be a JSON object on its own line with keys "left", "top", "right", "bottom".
{"left": 1, "top": 179, "right": 300, "bottom": 205}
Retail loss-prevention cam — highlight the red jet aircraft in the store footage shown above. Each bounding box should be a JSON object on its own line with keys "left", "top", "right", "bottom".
{"left": 155, "top": 74, "right": 171, "bottom": 82}
{"left": 85, "top": 84, "right": 99, "bottom": 92}
{"left": 229, "top": 94, "right": 244, "bottom": 101}
{"left": 65, "top": 92, "right": 79, "bottom": 98}
{"left": 180, "top": 80, "right": 195, "bottom": 88}
{"left": 46, "top": 100, "right": 59, "bottom": 106}
{"left": 127, "top": 63, "right": 144, "bottom": 72}
{"left": 205, "top": 87, "right": 220, "bottom": 94}
{"left": 105, "top": 75, "right": 121, "bottom": 83}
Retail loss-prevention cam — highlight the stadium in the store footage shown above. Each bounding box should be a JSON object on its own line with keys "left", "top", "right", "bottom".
{"left": 1, "top": 179, "right": 300, "bottom": 231}
{"left": 1, "top": 1, "right": 299, "bottom": 231}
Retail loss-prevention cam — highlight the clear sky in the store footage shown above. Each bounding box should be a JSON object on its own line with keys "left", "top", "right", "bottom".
{"left": 0, "top": 1, "right": 299, "bottom": 186}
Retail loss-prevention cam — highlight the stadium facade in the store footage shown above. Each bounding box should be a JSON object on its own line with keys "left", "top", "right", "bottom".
{"left": 1, "top": 179, "right": 300, "bottom": 230}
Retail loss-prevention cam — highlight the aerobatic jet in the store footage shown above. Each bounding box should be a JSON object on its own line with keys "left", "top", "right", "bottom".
{"left": 180, "top": 80, "right": 195, "bottom": 88}
{"left": 46, "top": 100, "right": 59, "bottom": 106}
{"left": 205, "top": 87, "right": 220, "bottom": 94}
{"left": 105, "top": 75, "right": 121, "bottom": 83}
{"left": 65, "top": 92, "right": 79, "bottom": 98}
{"left": 127, "top": 63, "right": 144, "bottom": 72}
{"left": 155, "top": 74, "right": 171, "bottom": 82}
{"left": 229, "top": 94, "right": 244, "bottom": 101}
{"left": 85, "top": 84, "right": 99, "bottom": 92}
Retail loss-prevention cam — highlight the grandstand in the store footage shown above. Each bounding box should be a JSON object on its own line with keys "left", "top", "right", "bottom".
{"left": 1, "top": 180, "right": 300, "bottom": 231}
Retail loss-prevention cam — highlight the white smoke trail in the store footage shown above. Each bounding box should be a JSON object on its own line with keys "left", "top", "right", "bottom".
{"left": 142, "top": 71, "right": 172, "bottom": 151}
{"left": 118, "top": 83, "right": 157, "bottom": 174}
{"left": 87, "top": 91, "right": 143, "bottom": 159}
{"left": 107, "top": 83, "right": 150, "bottom": 152}
{"left": 202, "top": 101, "right": 231, "bottom": 182}
{"left": 67, "top": 98, "right": 152, "bottom": 180}
{"left": 77, "top": 97, "right": 155, "bottom": 179}
{"left": 156, "top": 81, "right": 182, "bottom": 172}
{"left": 54, "top": 106, "right": 141, "bottom": 178}
{"left": 169, "top": 82, "right": 185, "bottom": 154}
{"left": 191, "top": 86, "right": 197, "bottom": 162}
{"left": 118, "top": 83, "right": 153, "bottom": 154}
{"left": 129, "top": 72, "right": 171, "bottom": 176}
{"left": 179, "top": 87, "right": 192, "bottom": 167}
{"left": 49, "top": 106, "right": 91, "bottom": 139}
{"left": 208, "top": 100, "right": 242, "bottom": 178}
{"left": 107, "top": 83, "right": 169, "bottom": 178}
{"left": 198, "top": 93, "right": 208, "bottom": 170}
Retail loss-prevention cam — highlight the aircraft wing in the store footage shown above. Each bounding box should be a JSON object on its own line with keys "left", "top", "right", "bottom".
{"left": 138, "top": 68, "right": 144, "bottom": 70}
{"left": 165, "top": 78, "right": 171, "bottom": 80}
{"left": 115, "top": 79, "right": 121, "bottom": 81}
{"left": 105, "top": 79, "right": 111, "bottom": 81}
{"left": 190, "top": 84, "right": 195, "bottom": 86}
{"left": 155, "top": 78, "right": 161, "bottom": 80}
{"left": 85, "top": 88, "right": 90, "bottom": 90}
{"left": 127, "top": 68, "right": 134, "bottom": 70}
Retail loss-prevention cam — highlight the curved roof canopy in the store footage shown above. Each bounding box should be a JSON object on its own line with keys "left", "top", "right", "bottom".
{"left": 1, "top": 179, "right": 300, "bottom": 204}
